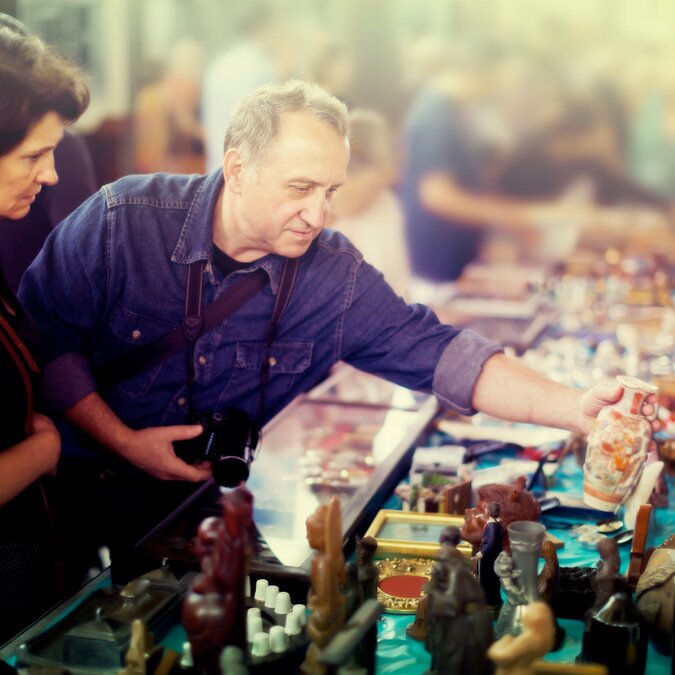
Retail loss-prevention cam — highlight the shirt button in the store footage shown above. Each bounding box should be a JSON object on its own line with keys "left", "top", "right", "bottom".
{"left": 177, "top": 397, "right": 186, "bottom": 407}
{"left": 198, "top": 355, "right": 207, "bottom": 366}
{"left": 268, "top": 356, "right": 277, "bottom": 367}
{"left": 131, "top": 329, "right": 141, "bottom": 340}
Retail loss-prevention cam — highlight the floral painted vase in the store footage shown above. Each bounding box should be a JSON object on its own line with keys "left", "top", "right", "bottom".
{"left": 583, "top": 375, "right": 657, "bottom": 512}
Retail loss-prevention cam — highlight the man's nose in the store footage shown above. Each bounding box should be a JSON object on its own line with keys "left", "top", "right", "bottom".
{"left": 300, "top": 193, "right": 328, "bottom": 228}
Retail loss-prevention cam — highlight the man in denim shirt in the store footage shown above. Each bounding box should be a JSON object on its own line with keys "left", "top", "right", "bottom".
{"left": 19, "top": 81, "right": 656, "bottom": 568}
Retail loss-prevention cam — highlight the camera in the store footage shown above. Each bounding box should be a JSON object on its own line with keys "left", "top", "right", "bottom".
{"left": 174, "top": 410, "right": 260, "bottom": 488}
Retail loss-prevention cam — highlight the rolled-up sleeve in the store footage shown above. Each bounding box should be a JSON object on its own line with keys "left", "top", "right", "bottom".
{"left": 432, "top": 329, "right": 503, "bottom": 415}
{"left": 43, "top": 353, "right": 98, "bottom": 412}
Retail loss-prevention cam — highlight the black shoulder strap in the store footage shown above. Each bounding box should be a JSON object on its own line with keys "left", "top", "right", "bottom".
{"left": 96, "top": 259, "right": 298, "bottom": 389}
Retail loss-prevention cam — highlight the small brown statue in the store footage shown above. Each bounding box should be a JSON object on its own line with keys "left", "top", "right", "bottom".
{"left": 578, "top": 537, "right": 625, "bottom": 663}
{"left": 536, "top": 540, "right": 565, "bottom": 650}
{"left": 182, "top": 483, "right": 253, "bottom": 674}
{"left": 461, "top": 478, "right": 540, "bottom": 555}
{"left": 301, "top": 496, "right": 346, "bottom": 675}
{"left": 488, "top": 602, "right": 556, "bottom": 675}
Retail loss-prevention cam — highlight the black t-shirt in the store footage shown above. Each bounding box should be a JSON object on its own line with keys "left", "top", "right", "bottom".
{"left": 212, "top": 244, "right": 253, "bottom": 278}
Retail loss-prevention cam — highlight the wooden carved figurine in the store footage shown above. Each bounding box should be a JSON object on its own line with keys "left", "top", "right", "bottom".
{"left": 182, "top": 483, "right": 253, "bottom": 674}
{"left": 461, "top": 478, "right": 540, "bottom": 555}
{"left": 301, "top": 496, "right": 346, "bottom": 675}
{"left": 536, "top": 540, "right": 565, "bottom": 650}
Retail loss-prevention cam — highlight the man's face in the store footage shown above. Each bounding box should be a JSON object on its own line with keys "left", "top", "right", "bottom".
{"left": 223, "top": 111, "right": 349, "bottom": 260}
{"left": 0, "top": 111, "right": 64, "bottom": 219}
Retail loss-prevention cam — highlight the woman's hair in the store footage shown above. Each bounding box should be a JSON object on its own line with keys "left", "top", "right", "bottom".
{"left": 223, "top": 79, "right": 348, "bottom": 168}
{"left": 0, "top": 26, "right": 89, "bottom": 156}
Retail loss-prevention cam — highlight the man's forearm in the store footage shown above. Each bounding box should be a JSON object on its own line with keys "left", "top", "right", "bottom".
{"left": 471, "top": 353, "right": 584, "bottom": 432}
{"left": 64, "top": 391, "right": 136, "bottom": 458}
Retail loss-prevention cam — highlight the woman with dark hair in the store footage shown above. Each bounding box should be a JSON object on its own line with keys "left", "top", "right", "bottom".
{"left": 0, "top": 24, "right": 89, "bottom": 642}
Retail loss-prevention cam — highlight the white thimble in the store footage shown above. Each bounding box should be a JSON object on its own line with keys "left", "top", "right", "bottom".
{"left": 179, "top": 642, "right": 193, "bottom": 668}
{"left": 274, "top": 591, "right": 292, "bottom": 615}
{"left": 245, "top": 575, "right": 251, "bottom": 598}
{"left": 292, "top": 603, "right": 307, "bottom": 626}
{"left": 247, "top": 613, "right": 263, "bottom": 642}
{"left": 284, "top": 612, "right": 302, "bottom": 636}
{"left": 269, "top": 625, "right": 288, "bottom": 653}
{"left": 254, "top": 578, "right": 269, "bottom": 602}
{"left": 251, "top": 632, "right": 271, "bottom": 658}
{"left": 264, "top": 584, "right": 279, "bottom": 608}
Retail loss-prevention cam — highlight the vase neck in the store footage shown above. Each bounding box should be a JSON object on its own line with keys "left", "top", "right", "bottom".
{"left": 614, "top": 387, "right": 647, "bottom": 416}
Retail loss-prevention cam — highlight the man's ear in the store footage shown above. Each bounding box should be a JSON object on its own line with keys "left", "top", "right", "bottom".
{"left": 223, "top": 148, "right": 244, "bottom": 194}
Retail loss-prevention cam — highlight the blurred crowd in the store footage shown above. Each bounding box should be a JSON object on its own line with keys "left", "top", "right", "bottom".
{"left": 6, "top": 0, "right": 675, "bottom": 298}
{"left": 123, "top": 1, "right": 675, "bottom": 302}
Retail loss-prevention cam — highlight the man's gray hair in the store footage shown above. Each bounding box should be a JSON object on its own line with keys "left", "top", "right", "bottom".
{"left": 223, "top": 79, "right": 349, "bottom": 166}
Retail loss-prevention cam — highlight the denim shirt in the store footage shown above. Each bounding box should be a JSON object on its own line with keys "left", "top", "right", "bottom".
{"left": 19, "top": 170, "right": 502, "bottom": 433}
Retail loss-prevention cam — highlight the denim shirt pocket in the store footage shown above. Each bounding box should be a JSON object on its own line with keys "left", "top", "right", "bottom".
{"left": 108, "top": 301, "right": 177, "bottom": 398}
{"left": 234, "top": 341, "right": 313, "bottom": 396}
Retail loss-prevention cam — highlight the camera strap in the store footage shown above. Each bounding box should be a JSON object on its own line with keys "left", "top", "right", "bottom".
{"left": 96, "top": 258, "right": 298, "bottom": 392}
{"left": 182, "top": 255, "right": 299, "bottom": 427}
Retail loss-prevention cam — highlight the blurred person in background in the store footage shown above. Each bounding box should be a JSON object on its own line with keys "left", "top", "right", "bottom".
{"left": 330, "top": 109, "right": 410, "bottom": 299}
{"left": 0, "top": 13, "right": 95, "bottom": 293}
{"left": 133, "top": 39, "right": 205, "bottom": 175}
{"left": 202, "top": 2, "right": 293, "bottom": 172}
{"left": 0, "top": 23, "right": 89, "bottom": 641}
{"left": 628, "top": 44, "right": 675, "bottom": 202}
{"left": 400, "top": 46, "right": 559, "bottom": 303}
{"left": 304, "top": 36, "right": 355, "bottom": 106}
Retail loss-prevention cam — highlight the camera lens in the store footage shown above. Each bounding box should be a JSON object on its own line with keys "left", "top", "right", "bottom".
{"left": 212, "top": 455, "right": 250, "bottom": 488}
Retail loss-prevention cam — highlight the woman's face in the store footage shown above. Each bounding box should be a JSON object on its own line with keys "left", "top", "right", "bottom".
{"left": 0, "top": 111, "right": 65, "bottom": 219}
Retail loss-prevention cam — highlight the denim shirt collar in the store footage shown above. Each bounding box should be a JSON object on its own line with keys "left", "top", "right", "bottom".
{"left": 171, "top": 169, "right": 287, "bottom": 294}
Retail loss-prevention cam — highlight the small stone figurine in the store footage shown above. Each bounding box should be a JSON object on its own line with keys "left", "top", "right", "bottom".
{"left": 301, "top": 496, "right": 346, "bottom": 675}
{"left": 424, "top": 548, "right": 494, "bottom": 675}
{"left": 343, "top": 535, "right": 378, "bottom": 674}
{"left": 407, "top": 526, "right": 463, "bottom": 642}
{"left": 476, "top": 501, "right": 504, "bottom": 608}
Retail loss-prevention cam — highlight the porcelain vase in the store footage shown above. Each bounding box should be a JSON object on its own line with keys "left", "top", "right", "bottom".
{"left": 583, "top": 375, "right": 656, "bottom": 512}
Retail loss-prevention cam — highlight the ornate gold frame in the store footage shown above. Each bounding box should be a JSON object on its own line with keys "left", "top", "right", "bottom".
{"left": 375, "top": 557, "right": 434, "bottom": 613}
{"left": 364, "top": 509, "right": 472, "bottom": 558}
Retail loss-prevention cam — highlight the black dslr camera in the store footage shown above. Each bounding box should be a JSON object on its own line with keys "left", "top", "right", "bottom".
{"left": 173, "top": 410, "right": 260, "bottom": 487}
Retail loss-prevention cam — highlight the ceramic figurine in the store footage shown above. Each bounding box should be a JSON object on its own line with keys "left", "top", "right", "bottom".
{"left": 636, "top": 535, "right": 675, "bottom": 655}
{"left": 301, "top": 496, "right": 346, "bottom": 675}
{"left": 495, "top": 522, "right": 546, "bottom": 639}
{"left": 487, "top": 602, "right": 555, "bottom": 675}
{"left": 461, "top": 478, "right": 540, "bottom": 555}
{"left": 583, "top": 375, "right": 656, "bottom": 511}
{"left": 476, "top": 501, "right": 504, "bottom": 608}
{"left": 425, "top": 548, "right": 494, "bottom": 675}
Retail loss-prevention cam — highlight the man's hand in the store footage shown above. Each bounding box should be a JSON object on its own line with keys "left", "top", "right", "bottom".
{"left": 578, "top": 384, "right": 659, "bottom": 437}
{"left": 118, "top": 424, "right": 212, "bottom": 482}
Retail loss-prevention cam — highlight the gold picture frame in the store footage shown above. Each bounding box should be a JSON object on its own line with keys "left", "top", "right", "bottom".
{"left": 364, "top": 509, "right": 473, "bottom": 558}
